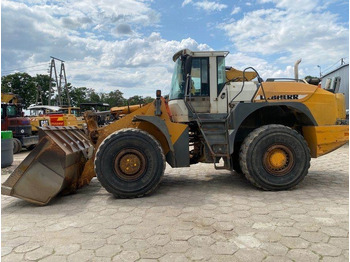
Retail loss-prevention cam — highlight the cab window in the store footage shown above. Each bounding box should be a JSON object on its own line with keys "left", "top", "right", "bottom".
{"left": 190, "top": 57, "right": 209, "bottom": 96}
{"left": 217, "top": 56, "right": 226, "bottom": 95}
{"left": 6, "top": 105, "right": 18, "bottom": 117}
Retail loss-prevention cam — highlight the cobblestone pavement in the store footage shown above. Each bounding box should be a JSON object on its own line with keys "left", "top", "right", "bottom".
{"left": 2, "top": 145, "right": 349, "bottom": 261}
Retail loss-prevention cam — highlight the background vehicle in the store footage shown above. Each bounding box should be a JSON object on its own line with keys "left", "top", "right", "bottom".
{"left": 1, "top": 93, "right": 38, "bottom": 153}
{"left": 2, "top": 49, "right": 348, "bottom": 205}
{"left": 28, "top": 105, "right": 83, "bottom": 128}
{"left": 80, "top": 102, "right": 112, "bottom": 126}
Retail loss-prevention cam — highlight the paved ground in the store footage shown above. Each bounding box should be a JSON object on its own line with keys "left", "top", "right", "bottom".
{"left": 1, "top": 145, "right": 349, "bottom": 261}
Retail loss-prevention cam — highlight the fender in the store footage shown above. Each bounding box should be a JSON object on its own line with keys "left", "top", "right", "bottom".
{"left": 228, "top": 102, "right": 318, "bottom": 154}
{"left": 133, "top": 115, "right": 189, "bottom": 168}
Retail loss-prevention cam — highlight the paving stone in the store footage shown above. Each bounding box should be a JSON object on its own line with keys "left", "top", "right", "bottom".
{"left": 264, "top": 256, "right": 292, "bottom": 262}
{"left": 164, "top": 241, "right": 190, "bottom": 253}
{"left": 68, "top": 250, "right": 94, "bottom": 262}
{"left": 186, "top": 247, "right": 213, "bottom": 260}
{"left": 54, "top": 244, "right": 80, "bottom": 255}
{"left": 159, "top": 253, "right": 190, "bottom": 262}
{"left": 261, "top": 243, "right": 288, "bottom": 256}
{"left": 25, "top": 246, "right": 54, "bottom": 261}
{"left": 95, "top": 244, "right": 122, "bottom": 257}
{"left": 1, "top": 247, "right": 13, "bottom": 257}
{"left": 287, "top": 249, "right": 319, "bottom": 262}
{"left": 234, "top": 235, "right": 261, "bottom": 248}
{"left": 2, "top": 252, "right": 24, "bottom": 262}
{"left": 210, "top": 241, "right": 239, "bottom": 255}
{"left": 320, "top": 227, "right": 348, "bottom": 237}
{"left": 328, "top": 237, "right": 349, "bottom": 250}
{"left": 280, "top": 237, "right": 310, "bottom": 249}
{"left": 170, "top": 230, "right": 194, "bottom": 240}
{"left": 275, "top": 226, "right": 301, "bottom": 237}
{"left": 188, "top": 235, "right": 215, "bottom": 247}
{"left": 234, "top": 249, "right": 266, "bottom": 261}
{"left": 310, "top": 243, "right": 342, "bottom": 256}
{"left": 14, "top": 242, "right": 41, "bottom": 253}
{"left": 39, "top": 255, "right": 68, "bottom": 262}
{"left": 300, "top": 231, "right": 329, "bottom": 243}
{"left": 112, "top": 250, "right": 140, "bottom": 261}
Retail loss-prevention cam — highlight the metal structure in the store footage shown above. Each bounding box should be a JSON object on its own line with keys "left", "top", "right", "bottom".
{"left": 48, "top": 57, "right": 70, "bottom": 107}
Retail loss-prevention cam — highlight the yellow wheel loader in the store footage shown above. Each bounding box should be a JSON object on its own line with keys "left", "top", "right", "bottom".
{"left": 2, "top": 49, "right": 348, "bottom": 205}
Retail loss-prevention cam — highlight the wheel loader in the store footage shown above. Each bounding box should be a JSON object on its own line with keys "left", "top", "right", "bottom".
{"left": 2, "top": 49, "right": 348, "bottom": 205}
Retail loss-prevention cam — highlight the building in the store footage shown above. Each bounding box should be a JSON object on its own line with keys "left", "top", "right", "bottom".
{"left": 320, "top": 63, "right": 349, "bottom": 115}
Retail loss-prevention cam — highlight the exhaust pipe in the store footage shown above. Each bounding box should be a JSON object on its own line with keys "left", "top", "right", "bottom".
{"left": 294, "top": 58, "right": 302, "bottom": 80}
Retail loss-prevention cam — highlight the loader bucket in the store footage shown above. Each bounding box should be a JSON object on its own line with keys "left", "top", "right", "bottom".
{"left": 1, "top": 126, "right": 94, "bottom": 205}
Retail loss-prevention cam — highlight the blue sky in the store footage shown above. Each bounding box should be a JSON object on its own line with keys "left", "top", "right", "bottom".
{"left": 1, "top": 0, "right": 349, "bottom": 98}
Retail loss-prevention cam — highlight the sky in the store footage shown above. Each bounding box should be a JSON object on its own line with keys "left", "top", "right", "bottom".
{"left": 1, "top": 0, "right": 349, "bottom": 98}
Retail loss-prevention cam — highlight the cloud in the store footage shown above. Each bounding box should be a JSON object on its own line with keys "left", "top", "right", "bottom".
{"left": 231, "top": 7, "right": 241, "bottom": 15}
{"left": 182, "top": 0, "right": 192, "bottom": 7}
{"left": 1, "top": 1, "right": 210, "bottom": 98}
{"left": 114, "top": 24, "right": 133, "bottom": 36}
{"left": 182, "top": 0, "right": 227, "bottom": 12}
{"left": 218, "top": 0, "right": 349, "bottom": 73}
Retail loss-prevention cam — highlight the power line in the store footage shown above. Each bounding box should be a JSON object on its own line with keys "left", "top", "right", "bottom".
{"left": 321, "top": 59, "right": 343, "bottom": 74}
{"left": 1, "top": 63, "right": 49, "bottom": 74}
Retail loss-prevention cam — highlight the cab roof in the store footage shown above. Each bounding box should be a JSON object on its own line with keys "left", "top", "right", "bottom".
{"left": 172, "top": 49, "right": 229, "bottom": 62}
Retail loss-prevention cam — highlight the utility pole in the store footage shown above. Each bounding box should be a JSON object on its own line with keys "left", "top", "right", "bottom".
{"left": 317, "top": 65, "right": 322, "bottom": 78}
{"left": 48, "top": 57, "right": 70, "bottom": 106}
{"left": 48, "top": 58, "right": 60, "bottom": 106}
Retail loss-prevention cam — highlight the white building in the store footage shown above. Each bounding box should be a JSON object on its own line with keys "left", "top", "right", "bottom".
{"left": 320, "top": 63, "right": 349, "bottom": 115}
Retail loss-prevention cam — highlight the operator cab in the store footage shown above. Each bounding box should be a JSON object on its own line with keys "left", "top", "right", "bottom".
{"left": 169, "top": 49, "right": 229, "bottom": 122}
{"left": 168, "top": 49, "right": 259, "bottom": 122}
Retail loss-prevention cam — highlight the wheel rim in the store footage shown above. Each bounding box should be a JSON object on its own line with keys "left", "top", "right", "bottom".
{"left": 114, "top": 149, "right": 146, "bottom": 181}
{"left": 263, "top": 144, "right": 294, "bottom": 176}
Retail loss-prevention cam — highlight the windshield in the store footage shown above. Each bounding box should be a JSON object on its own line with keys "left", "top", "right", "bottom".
{"left": 6, "top": 105, "right": 19, "bottom": 117}
{"left": 71, "top": 109, "right": 80, "bottom": 116}
{"left": 169, "top": 58, "right": 185, "bottom": 100}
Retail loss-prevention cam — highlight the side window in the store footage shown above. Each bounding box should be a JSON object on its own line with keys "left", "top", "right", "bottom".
{"left": 190, "top": 58, "right": 209, "bottom": 96}
{"left": 333, "top": 77, "right": 341, "bottom": 92}
{"left": 217, "top": 56, "right": 226, "bottom": 95}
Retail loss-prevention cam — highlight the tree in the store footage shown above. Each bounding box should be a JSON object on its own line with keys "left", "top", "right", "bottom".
{"left": 143, "top": 96, "right": 154, "bottom": 104}
{"left": 69, "top": 87, "right": 89, "bottom": 106}
{"left": 32, "top": 74, "right": 52, "bottom": 105}
{"left": 128, "top": 95, "right": 144, "bottom": 105}
{"left": 1, "top": 73, "right": 37, "bottom": 107}
{"left": 104, "top": 90, "right": 126, "bottom": 107}
{"left": 86, "top": 89, "right": 101, "bottom": 103}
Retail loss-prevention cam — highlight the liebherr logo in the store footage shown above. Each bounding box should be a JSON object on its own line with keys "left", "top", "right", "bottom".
{"left": 259, "top": 94, "right": 307, "bottom": 100}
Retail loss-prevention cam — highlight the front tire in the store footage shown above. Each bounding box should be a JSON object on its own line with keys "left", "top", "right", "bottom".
{"left": 240, "top": 125, "right": 310, "bottom": 190}
{"left": 13, "top": 138, "right": 22, "bottom": 154}
{"left": 95, "top": 128, "right": 165, "bottom": 198}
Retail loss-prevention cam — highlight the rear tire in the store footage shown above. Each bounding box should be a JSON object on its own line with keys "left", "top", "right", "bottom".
{"left": 95, "top": 128, "right": 165, "bottom": 198}
{"left": 240, "top": 125, "right": 310, "bottom": 190}
{"left": 13, "top": 138, "right": 22, "bottom": 154}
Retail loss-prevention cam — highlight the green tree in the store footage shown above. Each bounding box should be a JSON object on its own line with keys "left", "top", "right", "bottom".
{"left": 69, "top": 86, "right": 89, "bottom": 106}
{"left": 143, "top": 96, "right": 154, "bottom": 104}
{"left": 1, "top": 73, "right": 36, "bottom": 107}
{"left": 104, "top": 90, "right": 126, "bottom": 107}
{"left": 128, "top": 95, "right": 144, "bottom": 105}
{"left": 86, "top": 89, "right": 101, "bottom": 103}
{"left": 32, "top": 74, "right": 52, "bottom": 105}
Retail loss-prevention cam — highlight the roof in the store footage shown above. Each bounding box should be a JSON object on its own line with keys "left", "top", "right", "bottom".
{"left": 172, "top": 49, "right": 229, "bottom": 62}
{"left": 28, "top": 105, "right": 61, "bottom": 111}
{"left": 321, "top": 63, "right": 349, "bottom": 78}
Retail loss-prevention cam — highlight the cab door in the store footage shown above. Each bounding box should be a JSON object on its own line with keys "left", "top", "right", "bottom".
{"left": 189, "top": 57, "right": 210, "bottom": 113}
